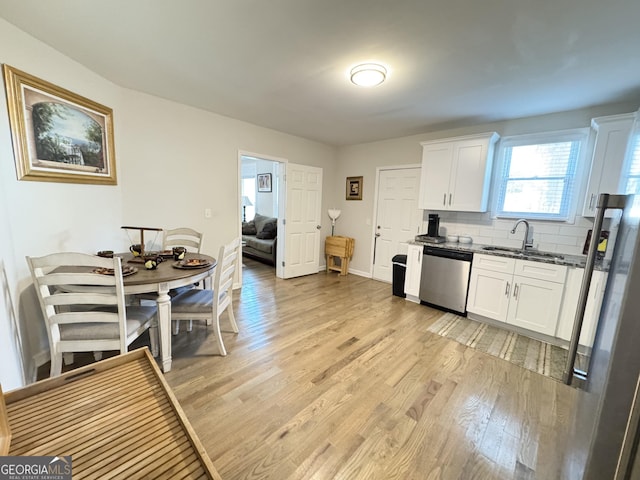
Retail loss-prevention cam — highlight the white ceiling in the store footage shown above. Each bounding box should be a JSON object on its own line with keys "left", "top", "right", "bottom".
{"left": 1, "top": 0, "right": 639, "bottom": 146}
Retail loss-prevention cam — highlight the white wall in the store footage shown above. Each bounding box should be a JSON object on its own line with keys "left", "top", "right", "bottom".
{"left": 0, "top": 18, "right": 337, "bottom": 390}
{"left": 0, "top": 18, "right": 126, "bottom": 389}
{"left": 117, "top": 89, "right": 335, "bottom": 255}
{"left": 335, "top": 104, "right": 639, "bottom": 275}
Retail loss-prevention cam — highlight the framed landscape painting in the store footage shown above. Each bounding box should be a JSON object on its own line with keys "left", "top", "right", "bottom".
{"left": 2, "top": 64, "right": 117, "bottom": 185}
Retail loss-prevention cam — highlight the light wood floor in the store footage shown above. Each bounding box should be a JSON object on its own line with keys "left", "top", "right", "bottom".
{"left": 163, "top": 258, "right": 584, "bottom": 480}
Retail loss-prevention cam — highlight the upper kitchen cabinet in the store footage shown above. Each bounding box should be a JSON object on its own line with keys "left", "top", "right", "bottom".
{"left": 419, "top": 132, "right": 499, "bottom": 212}
{"left": 582, "top": 113, "right": 634, "bottom": 217}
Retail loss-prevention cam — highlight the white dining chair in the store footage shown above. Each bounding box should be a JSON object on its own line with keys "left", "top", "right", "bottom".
{"left": 169, "top": 237, "right": 241, "bottom": 355}
{"left": 163, "top": 227, "right": 204, "bottom": 253}
{"left": 136, "top": 227, "right": 205, "bottom": 319}
{"left": 26, "top": 252, "right": 158, "bottom": 377}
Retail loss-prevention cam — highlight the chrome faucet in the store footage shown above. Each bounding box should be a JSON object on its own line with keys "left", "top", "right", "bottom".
{"left": 511, "top": 219, "right": 534, "bottom": 251}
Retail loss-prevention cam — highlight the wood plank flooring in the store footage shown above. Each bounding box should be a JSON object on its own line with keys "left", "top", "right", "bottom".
{"left": 164, "top": 258, "right": 584, "bottom": 480}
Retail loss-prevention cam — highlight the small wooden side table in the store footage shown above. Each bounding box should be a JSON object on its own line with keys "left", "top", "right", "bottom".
{"left": 325, "top": 236, "right": 355, "bottom": 276}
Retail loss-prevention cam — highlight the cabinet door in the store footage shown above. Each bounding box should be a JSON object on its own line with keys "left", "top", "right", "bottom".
{"left": 404, "top": 244, "right": 423, "bottom": 298}
{"left": 507, "top": 275, "right": 564, "bottom": 335}
{"left": 580, "top": 270, "right": 608, "bottom": 347}
{"left": 418, "top": 142, "right": 453, "bottom": 209}
{"left": 449, "top": 139, "right": 492, "bottom": 212}
{"left": 582, "top": 114, "right": 634, "bottom": 216}
{"left": 467, "top": 267, "right": 512, "bottom": 322}
{"left": 556, "top": 268, "right": 607, "bottom": 347}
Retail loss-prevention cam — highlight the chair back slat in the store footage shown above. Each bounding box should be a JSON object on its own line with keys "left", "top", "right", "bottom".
{"left": 44, "top": 291, "right": 118, "bottom": 307}
{"left": 52, "top": 311, "right": 120, "bottom": 325}
{"left": 37, "top": 271, "right": 117, "bottom": 287}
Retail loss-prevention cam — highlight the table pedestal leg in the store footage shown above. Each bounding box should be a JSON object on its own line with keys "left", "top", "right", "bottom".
{"left": 157, "top": 284, "right": 172, "bottom": 372}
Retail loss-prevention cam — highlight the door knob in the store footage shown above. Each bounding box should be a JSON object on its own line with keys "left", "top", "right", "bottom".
{"left": 316, "top": 225, "right": 321, "bottom": 229}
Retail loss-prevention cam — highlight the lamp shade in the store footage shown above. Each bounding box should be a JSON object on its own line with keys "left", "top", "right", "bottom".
{"left": 328, "top": 209, "right": 341, "bottom": 222}
{"left": 242, "top": 196, "right": 253, "bottom": 207}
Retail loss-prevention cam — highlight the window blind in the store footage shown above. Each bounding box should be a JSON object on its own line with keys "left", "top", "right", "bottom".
{"left": 624, "top": 132, "right": 640, "bottom": 214}
{"left": 497, "top": 140, "right": 580, "bottom": 220}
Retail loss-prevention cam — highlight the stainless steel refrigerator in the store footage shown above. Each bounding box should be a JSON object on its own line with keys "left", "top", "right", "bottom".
{"left": 563, "top": 192, "right": 640, "bottom": 479}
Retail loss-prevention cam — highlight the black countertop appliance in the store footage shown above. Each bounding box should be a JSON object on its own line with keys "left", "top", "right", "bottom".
{"left": 427, "top": 214, "right": 440, "bottom": 237}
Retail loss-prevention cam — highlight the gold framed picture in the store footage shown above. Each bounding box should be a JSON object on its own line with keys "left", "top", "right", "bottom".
{"left": 346, "top": 176, "right": 363, "bottom": 200}
{"left": 2, "top": 64, "right": 117, "bottom": 185}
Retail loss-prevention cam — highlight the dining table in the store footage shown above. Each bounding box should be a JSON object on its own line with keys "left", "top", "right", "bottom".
{"left": 119, "top": 251, "right": 216, "bottom": 372}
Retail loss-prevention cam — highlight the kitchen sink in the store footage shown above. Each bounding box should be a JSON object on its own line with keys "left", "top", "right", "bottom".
{"left": 482, "top": 246, "right": 565, "bottom": 261}
{"left": 482, "top": 246, "right": 523, "bottom": 254}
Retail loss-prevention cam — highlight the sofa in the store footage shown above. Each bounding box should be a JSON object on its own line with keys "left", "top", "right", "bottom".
{"left": 242, "top": 213, "right": 277, "bottom": 265}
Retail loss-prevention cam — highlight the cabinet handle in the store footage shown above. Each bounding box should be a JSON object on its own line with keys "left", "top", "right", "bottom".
{"left": 443, "top": 193, "right": 446, "bottom": 206}
{"left": 589, "top": 193, "right": 595, "bottom": 210}
{"left": 417, "top": 249, "right": 421, "bottom": 262}
{"left": 513, "top": 283, "right": 519, "bottom": 299}
{"left": 449, "top": 193, "right": 452, "bottom": 206}
{"left": 505, "top": 282, "right": 510, "bottom": 296}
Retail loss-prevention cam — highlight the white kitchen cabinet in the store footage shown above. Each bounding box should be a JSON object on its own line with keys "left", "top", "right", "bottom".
{"left": 582, "top": 113, "right": 634, "bottom": 217}
{"left": 419, "top": 132, "right": 499, "bottom": 212}
{"left": 404, "top": 243, "right": 423, "bottom": 302}
{"left": 467, "top": 267, "right": 513, "bottom": 321}
{"left": 467, "top": 255, "right": 515, "bottom": 321}
{"left": 507, "top": 274, "right": 565, "bottom": 335}
{"left": 467, "top": 254, "right": 567, "bottom": 336}
{"left": 557, "top": 268, "right": 608, "bottom": 348}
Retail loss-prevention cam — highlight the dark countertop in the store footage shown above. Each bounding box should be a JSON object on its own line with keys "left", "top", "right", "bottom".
{"left": 409, "top": 239, "right": 609, "bottom": 271}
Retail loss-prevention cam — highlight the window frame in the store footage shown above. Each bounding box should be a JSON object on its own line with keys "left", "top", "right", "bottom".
{"left": 621, "top": 121, "right": 640, "bottom": 215}
{"left": 492, "top": 128, "right": 589, "bottom": 222}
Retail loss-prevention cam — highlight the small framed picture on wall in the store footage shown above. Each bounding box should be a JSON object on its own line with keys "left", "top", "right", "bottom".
{"left": 257, "top": 173, "right": 272, "bottom": 192}
{"left": 346, "top": 176, "right": 363, "bottom": 200}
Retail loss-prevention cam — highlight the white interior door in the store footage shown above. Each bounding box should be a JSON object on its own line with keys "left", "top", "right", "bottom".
{"left": 373, "top": 167, "right": 421, "bottom": 282}
{"left": 282, "top": 163, "right": 323, "bottom": 279}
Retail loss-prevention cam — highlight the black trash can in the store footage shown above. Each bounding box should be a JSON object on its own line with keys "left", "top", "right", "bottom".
{"left": 392, "top": 254, "right": 407, "bottom": 298}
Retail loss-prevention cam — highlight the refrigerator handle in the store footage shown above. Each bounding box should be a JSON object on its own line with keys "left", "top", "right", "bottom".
{"left": 563, "top": 194, "right": 609, "bottom": 385}
{"left": 562, "top": 194, "right": 629, "bottom": 384}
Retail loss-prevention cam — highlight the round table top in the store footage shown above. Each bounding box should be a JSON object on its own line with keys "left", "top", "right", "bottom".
{"left": 118, "top": 252, "right": 216, "bottom": 286}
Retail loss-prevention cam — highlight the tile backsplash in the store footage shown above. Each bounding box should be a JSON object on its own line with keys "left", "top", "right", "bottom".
{"left": 422, "top": 210, "right": 615, "bottom": 258}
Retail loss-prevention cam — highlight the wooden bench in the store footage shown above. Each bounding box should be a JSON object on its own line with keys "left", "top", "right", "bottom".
{"left": 1, "top": 349, "right": 222, "bottom": 480}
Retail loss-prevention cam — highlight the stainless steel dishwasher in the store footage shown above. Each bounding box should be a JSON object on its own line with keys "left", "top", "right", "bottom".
{"left": 419, "top": 246, "right": 473, "bottom": 315}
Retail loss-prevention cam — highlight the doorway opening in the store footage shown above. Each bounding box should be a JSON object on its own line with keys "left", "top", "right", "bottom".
{"left": 239, "top": 153, "right": 284, "bottom": 281}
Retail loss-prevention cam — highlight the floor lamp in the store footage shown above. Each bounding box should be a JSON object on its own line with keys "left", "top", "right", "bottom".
{"left": 242, "top": 196, "right": 253, "bottom": 222}
{"left": 328, "top": 209, "right": 341, "bottom": 236}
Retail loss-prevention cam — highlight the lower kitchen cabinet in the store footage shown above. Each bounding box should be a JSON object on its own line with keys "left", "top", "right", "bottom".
{"left": 404, "top": 243, "right": 423, "bottom": 301}
{"left": 507, "top": 274, "right": 565, "bottom": 335}
{"left": 467, "top": 267, "right": 512, "bottom": 321}
{"left": 467, "top": 254, "right": 567, "bottom": 336}
{"left": 556, "top": 268, "right": 607, "bottom": 348}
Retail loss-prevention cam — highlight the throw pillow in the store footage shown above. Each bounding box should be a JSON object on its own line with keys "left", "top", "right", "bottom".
{"left": 256, "top": 221, "right": 277, "bottom": 239}
{"left": 253, "top": 213, "right": 272, "bottom": 236}
{"left": 242, "top": 221, "right": 257, "bottom": 235}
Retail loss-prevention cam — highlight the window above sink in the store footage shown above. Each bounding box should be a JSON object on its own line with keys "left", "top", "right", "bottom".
{"left": 494, "top": 129, "right": 589, "bottom": 222}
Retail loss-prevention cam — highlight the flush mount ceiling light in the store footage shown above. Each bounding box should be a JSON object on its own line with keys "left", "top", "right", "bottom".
{"left": 350, "top": 63, "right": 387, "bottom": 87}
